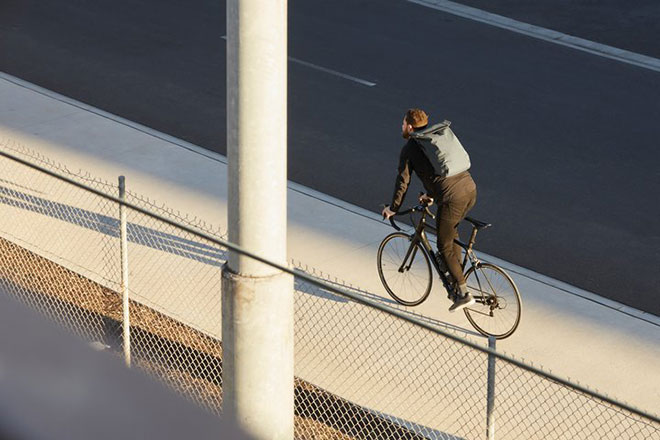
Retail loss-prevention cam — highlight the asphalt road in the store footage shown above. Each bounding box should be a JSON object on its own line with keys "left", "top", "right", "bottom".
{"left": 457, "top": 0, "right": 660, "bottom": 59}
{"left": 1, "top": 0, "right": 659, "bottom": 315}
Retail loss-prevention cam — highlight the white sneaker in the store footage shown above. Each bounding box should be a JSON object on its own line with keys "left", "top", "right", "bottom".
{"left": 448, "top": 293, "right": 475, "bottom": 312}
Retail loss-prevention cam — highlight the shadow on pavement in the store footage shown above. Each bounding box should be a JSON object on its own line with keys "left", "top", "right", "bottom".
{"left": 0, "top": 184, "right": 226, "bottom": 267}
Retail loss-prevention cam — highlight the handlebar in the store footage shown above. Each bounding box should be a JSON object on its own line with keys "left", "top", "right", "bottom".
{"left": 386, "top": 202, "right": 435, "bottom": 231}
{"left": 389, "top": 217, "right": 402, "bottom": 231}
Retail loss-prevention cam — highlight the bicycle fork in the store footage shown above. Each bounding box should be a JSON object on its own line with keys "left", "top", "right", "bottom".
{"left": 398, "top": 236, "right": 421, "bottom": 273}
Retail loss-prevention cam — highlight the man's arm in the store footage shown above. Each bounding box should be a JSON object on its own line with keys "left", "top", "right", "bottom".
{"left": 390, "top": 144, "right": 411, "bottom": 212}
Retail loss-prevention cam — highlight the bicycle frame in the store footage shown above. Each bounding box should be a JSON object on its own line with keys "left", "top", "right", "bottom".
{"left": 384, "top": 205, "right": 522, "bottom": 337}
{"left": 393, "top": 204, "right": 484, "bottom": 297}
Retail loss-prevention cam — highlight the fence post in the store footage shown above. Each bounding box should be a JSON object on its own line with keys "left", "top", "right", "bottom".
{"left": 119, "top": 176, "right": 130, "bottom": 368}
{"left": 487, "top": 336, "right": 496, "bottom": 440}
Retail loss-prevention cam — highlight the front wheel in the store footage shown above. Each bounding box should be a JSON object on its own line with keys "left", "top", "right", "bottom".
{"left": 463, "top": 263, "right": 522, "bottom": 339}
{"left": 377, "top": 232, "right": 432, "bottom": 306}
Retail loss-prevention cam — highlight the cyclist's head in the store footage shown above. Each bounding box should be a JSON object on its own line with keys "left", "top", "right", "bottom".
{"left": 402, "top": 108, "right": 428, "bottom": 139}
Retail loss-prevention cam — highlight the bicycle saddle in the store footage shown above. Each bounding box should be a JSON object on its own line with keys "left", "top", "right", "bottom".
{"left": 465, "top": 216, "right": 491, "bottom": 229}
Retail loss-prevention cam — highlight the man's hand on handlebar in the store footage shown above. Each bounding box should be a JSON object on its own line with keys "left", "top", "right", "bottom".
{"left": 382, "top": 205, "right": 396, "bottom": 220}
{"left": 418, "top": 192, "right": 434, "bottom": 206}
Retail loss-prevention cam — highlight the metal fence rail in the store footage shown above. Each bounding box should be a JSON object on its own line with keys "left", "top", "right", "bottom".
{"left": 0, "top": 142, "right": 658, "bottom": 440}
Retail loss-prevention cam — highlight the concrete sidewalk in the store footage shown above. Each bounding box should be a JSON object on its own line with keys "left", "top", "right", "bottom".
{"left": 1, "top": 72, "right": 658, "bottom": 417}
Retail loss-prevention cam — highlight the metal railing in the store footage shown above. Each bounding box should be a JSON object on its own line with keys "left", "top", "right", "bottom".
{"left": 0, "top": 141, "right": 658, "bottom": 440}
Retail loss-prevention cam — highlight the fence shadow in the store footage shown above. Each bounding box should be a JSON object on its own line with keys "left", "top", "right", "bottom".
{"left": 0, "top": 185, "right": 226, "bottom": 267}
{"left": 0, "top": 183, "right": 483, "bottom": 333}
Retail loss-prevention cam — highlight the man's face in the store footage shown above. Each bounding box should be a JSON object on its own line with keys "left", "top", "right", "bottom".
{"left": 401, "top": 117, "right": 413, "bottom": 139}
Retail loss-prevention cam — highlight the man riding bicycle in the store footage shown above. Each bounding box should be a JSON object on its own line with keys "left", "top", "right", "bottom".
{"left": 382, "top": 108, "right": 478, "bottom": 312}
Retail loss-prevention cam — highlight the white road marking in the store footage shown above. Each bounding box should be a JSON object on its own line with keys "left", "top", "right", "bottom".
{"left": 288, "top": 57, "right": 376, "bottom": 87}
{"left": 408, "top": 0, "right": 660, "bottom": 73}
{"left": 221, "top": 36, "right": 377, "bottom": 86}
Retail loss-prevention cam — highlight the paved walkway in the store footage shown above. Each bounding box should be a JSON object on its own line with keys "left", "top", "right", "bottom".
{"left": 1, "top": 72, "right": 658, "bottom": 422}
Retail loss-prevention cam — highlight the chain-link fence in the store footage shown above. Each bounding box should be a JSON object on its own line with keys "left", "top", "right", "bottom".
{"left": 0, "top": 142, "right": 658, "bottom": 440}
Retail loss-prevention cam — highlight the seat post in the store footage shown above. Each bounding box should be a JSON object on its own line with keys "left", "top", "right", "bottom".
{"left": 467, "top": 226, "right": 479, "bottom": 250}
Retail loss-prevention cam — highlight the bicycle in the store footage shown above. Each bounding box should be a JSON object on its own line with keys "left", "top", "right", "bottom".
{"left": 377, "top": 199, "right": 522, "bottom": 339}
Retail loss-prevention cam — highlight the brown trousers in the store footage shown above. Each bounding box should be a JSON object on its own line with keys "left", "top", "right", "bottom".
{"left": 434, "top": 172, "right": 477, "bottom": 286}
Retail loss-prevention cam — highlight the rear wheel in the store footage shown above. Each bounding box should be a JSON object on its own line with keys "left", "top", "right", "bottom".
{"left": 463, "top": 263, "right": 521, "bottom": 339}
{"left": 377, "top": 232, "right": 432, "bottom": 306}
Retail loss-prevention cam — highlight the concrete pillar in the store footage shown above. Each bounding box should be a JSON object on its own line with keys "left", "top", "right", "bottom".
{"left": 224, "top": 0, "right": 293, "bottom": 438}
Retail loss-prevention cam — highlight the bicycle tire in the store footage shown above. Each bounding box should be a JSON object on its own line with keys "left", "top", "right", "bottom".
{"left": 377, "top": 232, "right": 432, "bottom": 306}
{"left": 463, "top": 263, "right": 522, "bottom": 339}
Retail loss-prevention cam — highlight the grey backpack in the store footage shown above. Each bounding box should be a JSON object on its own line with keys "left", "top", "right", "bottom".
{"left": 410, "top": 120, "right": 471, "bottom": 178}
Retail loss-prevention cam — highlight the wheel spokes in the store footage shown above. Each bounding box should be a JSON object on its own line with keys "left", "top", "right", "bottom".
{"left": 464, "top": 264, "right": 520, "bottom": 338}
{"left": 378, "top": 235, "right": 432, "bottom": 306}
